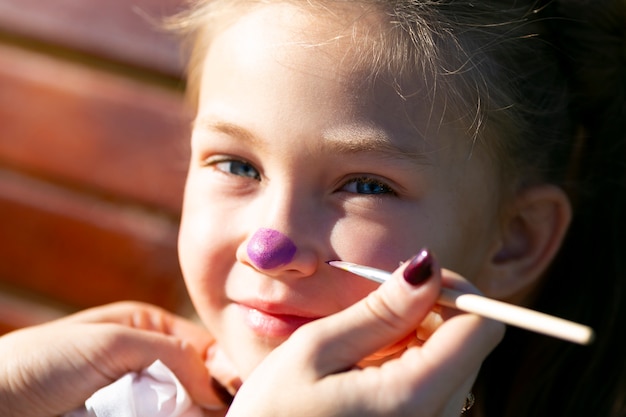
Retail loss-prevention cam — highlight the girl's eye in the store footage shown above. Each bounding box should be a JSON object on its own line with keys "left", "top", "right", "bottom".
{"left": 341, "top": 177, "right": 395, "bottom": 195}
{"left": 214, "top": 159, "right": 260, "bottom": 180}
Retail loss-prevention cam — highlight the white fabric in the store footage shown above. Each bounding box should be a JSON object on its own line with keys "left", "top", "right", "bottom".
{"left": 64, "top": 360, "right": 203, "bottom": 417}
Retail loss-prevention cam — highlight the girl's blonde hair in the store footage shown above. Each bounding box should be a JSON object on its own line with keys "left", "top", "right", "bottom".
{"left": 168, "top": 0, "right": 572, "bottom": 189}
{"left": 168, "top": 1, "right": 626, "bottom": 415}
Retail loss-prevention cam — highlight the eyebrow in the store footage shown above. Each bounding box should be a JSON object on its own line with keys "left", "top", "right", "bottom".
{"left": 194, "top": 118, "right": 262, "bottom": 147}
{"left": 194, "top": 116, "right": 431, "bottom": 166}
{"left": 322, "top": 125, "right": 431, "bottom": 165}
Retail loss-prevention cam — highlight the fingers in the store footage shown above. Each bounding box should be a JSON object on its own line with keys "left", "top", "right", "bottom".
{"left": 322, "top": 258, "right": 504, "bottom": 416}
{"left": 105, "top": 328, "right": 225, "bottom": 410}
{"left": 44, "top": 322, "right": 224, "bottom": 411}
{"left": 230, "top": 250, "right": 504, "bottom": 417}
{"left": 54, "top": 303, "right": 227, "bottom": 411}
{"left": 369, "top": 269, "right": 504, "bottom": 414}
{"left": 418, "top": 307, "right": 504, "bottom": 388}
{"left": 367, "top": 267, "right": 505, "bottom": 413}
{"left": 369, "top": 312, "right": 502, "bottom": 415}
{"left": 294, "top": 249, "right": 441, "bottom": 377}
{"left": 421, "top": 268, "right": 505, "bottom": 380}
{"left": 62, "top": 302, "right": 213, "bottom": 350}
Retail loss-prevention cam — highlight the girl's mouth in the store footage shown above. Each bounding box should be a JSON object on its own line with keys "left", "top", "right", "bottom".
{"left": 237, "top": 303, "right": 321, "bottom": 338}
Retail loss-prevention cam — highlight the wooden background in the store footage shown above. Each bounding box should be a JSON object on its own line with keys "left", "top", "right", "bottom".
{"left": 0, "top": 0, "right": 194, "bottom": 334}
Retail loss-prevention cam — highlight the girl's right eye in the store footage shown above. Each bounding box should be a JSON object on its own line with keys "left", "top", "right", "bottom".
{"left": 209, "top": 158, "right": 261, "bottom": 181}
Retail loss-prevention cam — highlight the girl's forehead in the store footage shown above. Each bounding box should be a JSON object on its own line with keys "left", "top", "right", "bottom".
{"left": 206, "top": 7, "right": 439, "bottom": 132}
{"left": 199, "top": 1, "right": 479, "bottom": 163}
{"left": 207, "top": 2, "right": 437, "bottom": 112}
{"left": 190, "top": 0, "right": 498, "bottom": 157}
{"left": 218, "top": 2, "right": 386, "bottom": 60}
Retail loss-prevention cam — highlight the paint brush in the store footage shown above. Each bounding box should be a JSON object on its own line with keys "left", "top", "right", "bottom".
{"left": 327, "top": 261, "right": 595, "bottom": 345}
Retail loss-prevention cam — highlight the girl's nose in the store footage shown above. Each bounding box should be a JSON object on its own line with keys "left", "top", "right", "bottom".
{"left": 246, "top": 228, "right": 297, "bottom": 270}
{"left": 241, "top": 227, "right": 318, "bottom": 277}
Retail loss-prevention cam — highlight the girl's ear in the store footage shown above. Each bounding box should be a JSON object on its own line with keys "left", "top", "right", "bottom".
{"left": 476, "top": 185, "right": 572, "bottom": 301}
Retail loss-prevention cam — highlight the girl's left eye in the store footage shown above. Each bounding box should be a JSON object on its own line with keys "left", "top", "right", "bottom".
{"left": 340, "top": 177, "right": 396, "bottom": 195}
{"left": 214, "top": 159, "right": 260, "bottom": 180}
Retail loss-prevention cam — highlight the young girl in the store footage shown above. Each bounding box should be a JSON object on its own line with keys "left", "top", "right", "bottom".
{"left": 1, "top": 0, "right": 624, "bottom": 416}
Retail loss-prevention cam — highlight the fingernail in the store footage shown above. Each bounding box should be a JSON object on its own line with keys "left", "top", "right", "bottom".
{"left": 403, "top": 249, "right": 433, "bottom": 286}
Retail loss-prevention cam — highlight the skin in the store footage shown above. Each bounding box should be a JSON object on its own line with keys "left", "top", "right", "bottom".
{"left": 0, "top": 302, "right": 225, "bottom": 416}
{"left": 0, "top": 4, "right": 513, "bottom": 416}
{"left": 178, "top": 2, "right": 503, "bottom": 380}
{"left": 0, "top": 269, "right": 503, "bottom": 417}
{"left": 227, "top": 264, "right": 503, "bottom": 417}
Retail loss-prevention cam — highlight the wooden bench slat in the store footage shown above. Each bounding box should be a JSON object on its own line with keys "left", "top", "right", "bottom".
{"left": 0, "top": 0, "right": 196, "bottom": 325}
{"left": 0, "top": 0, "right": 185, "bottom": 76}
{"left": 0, "top": 44, "right": 191, "bottom": 214}
{"left": 0, "top": 168, "right": 187, "bottom": 311}
{"left": 0, "top": 287, "right": 72, "bottom": 335}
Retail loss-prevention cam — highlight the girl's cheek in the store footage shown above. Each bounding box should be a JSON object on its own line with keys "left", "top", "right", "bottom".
{"left": 331, "top": 217, "right": 420, "bottom": 268}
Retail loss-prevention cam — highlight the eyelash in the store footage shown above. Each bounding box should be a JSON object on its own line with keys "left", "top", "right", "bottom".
{"left": 339, "top": 176, "right": 396, "bottom": 196}
{"left": 205, "top": 157, "right": 261, "bottom": 180}
{"left": 204, "top": 157, "right": 396, "bottom": 196}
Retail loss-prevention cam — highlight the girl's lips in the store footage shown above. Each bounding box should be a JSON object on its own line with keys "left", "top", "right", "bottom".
{"left": 237, "top": 303, "right": 321, "bottom": 338}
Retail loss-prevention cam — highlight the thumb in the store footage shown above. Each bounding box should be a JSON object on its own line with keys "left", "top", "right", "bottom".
{"left": 298, "top": 249, "right": 441, "bottom": 377}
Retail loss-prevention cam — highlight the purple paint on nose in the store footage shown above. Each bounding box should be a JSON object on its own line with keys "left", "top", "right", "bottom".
{"left": 247, "top": 228, "right": 297, "bottom": 270}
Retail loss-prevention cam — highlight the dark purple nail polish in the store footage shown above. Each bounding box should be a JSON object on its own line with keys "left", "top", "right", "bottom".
{"left": 403, "top": 249, "right": 433, "bottom": 286}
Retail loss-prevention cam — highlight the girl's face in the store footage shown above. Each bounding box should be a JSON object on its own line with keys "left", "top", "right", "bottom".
{"left": 179, "top": 2, "right": 503, "bottom": 377}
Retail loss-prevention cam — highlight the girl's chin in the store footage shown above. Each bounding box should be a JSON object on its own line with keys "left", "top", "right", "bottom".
{"left": 228, "top": 339, "right": 284, "bottom": 379}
